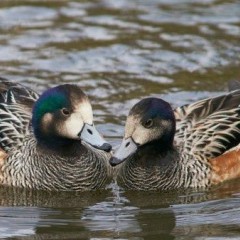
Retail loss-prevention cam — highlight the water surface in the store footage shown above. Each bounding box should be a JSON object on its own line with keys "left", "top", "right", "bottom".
{"left": 0, "top": 0, "right": 240, "bottom": 239}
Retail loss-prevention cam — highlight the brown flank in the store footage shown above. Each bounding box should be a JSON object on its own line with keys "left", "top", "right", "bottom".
{"left": 210, "top": 144, "right": 240, "bottom": 184}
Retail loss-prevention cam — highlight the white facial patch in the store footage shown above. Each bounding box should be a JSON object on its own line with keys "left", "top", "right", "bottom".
{"left": 62, "top": 111, "right": 85, "bottom": 139}
{"left": 76, "top": 100, "right": 93, "bottom": 125}
{"left": 124, "top": 115, "right": 170, "bottom": 146}
{"left": 60, "top": 100, "right": 93, "bottom": 139}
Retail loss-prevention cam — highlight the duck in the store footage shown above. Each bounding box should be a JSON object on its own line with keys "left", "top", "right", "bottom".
{"left": 110, "top": 90, "right": 240, "bottom": 190}
{"left": 0, "top": 77, "right": 112, "bottom": 191}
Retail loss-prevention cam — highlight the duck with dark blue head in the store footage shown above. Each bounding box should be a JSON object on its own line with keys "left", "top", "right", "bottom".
{"left": 110, "top": 92, "right": 240, "bottom": 190}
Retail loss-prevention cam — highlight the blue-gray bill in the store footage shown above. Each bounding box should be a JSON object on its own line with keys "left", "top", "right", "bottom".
{"left": 110, "top": 137, "right": 138, "bottom": 166}
{"left": 78, "top": 123, "right": 112, "bottom": 152}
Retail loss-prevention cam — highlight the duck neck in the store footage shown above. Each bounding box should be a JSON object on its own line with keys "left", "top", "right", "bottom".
{"left": 36, "top": 134, "right": 85, "bottom": 156}
{"left": 119, "top": 141, "right": 183, "bottom": 190}
{"left": 140, "top": 137, "right": 174, "bottom": 156}
{"left": 32, "top": 119, "right": 83, "bottom": 155}
{"left": 138, "top": 139, "right": 177, "bottom": 166}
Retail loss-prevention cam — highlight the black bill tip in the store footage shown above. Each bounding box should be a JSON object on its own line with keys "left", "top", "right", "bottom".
{"left": 109, "top": 157, "right": 121, "bottom": 167}
{"left": 100, "top": 143, "right": 112, "bottom": 152}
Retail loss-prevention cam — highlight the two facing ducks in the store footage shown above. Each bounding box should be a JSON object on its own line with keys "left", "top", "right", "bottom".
{"left": 0, "top": 78, "right": 240, "bottom": 191}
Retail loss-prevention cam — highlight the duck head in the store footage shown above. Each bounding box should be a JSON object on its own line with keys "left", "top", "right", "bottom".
{"left": 110, "top": 98, "right": 175, "bottom": 166}
{"left": 32, "top": 84, "right": 112, "bottom": 152}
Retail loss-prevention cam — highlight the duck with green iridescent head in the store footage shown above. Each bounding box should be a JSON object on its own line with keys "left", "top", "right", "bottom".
{"left": 0, "top": 78, "right": 112, "bottom": 191}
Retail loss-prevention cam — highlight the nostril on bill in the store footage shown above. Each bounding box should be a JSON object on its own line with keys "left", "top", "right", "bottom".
{"left": 125, "top": 142, "right": 130, "bottom": 148}
{"left": 87, "top": 129, "right": 93, "bottom": 135}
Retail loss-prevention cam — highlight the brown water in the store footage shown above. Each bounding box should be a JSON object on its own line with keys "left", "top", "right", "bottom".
{"left": 0, "top": 0, "right": 240, "bottom": 239}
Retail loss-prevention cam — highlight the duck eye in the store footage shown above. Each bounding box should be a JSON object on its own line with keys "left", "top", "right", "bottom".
{"left": 144, "top": 119, "right": 153, "bottom": 128}
{"left": 61, "top": 108, "right": 70, "bottom": 116}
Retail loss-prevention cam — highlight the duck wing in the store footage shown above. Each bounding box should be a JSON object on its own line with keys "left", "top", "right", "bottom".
{"left": 174, "top": 90, "right": 240, "bottom": 159}
{"left": 0, "top": 78, "right": 39, "bottom": 152}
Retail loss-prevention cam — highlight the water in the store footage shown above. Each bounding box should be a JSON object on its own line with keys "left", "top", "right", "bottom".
{"left": 0, "top": 0, "right": 240, "bottom": 239}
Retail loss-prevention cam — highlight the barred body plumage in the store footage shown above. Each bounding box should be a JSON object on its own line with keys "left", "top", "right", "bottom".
{"left": 0, "top": 78, "right": 112, "bottom": 191}
{"left": 112, "top": 90, "right": 240, "bottom": 190}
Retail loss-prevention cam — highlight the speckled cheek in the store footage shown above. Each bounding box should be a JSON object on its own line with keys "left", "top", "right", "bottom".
{"left": 132, "top": 125, "right": 163, "bottom": 146}
{"left": 132, "top": 125, "right": 151, "bottom": 145}
{"left": 124, "top": 115, "right": 138, "bottom": 139}
{"left": 124, "top": 115, "right": 160, "bottom": 145}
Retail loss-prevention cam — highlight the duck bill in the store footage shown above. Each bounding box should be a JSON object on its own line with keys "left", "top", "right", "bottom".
{"left": 78, "top": 124, "right": 112, "bottom": 152}
{"left": 110, "top": 137, "right": 138, "bottom": 166}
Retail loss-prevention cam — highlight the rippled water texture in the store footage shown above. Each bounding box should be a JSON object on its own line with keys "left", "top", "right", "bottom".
{"left": 0, "top": 0, "right": 240, "bottom": 239}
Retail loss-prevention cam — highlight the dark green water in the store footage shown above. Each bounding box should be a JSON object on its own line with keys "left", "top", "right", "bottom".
{"left": 0, "top": 0, "right": 240, "bottom": 239}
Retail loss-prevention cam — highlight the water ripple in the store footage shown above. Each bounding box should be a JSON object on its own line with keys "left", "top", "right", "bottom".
{"left": 0, "top": 1, "right": 240, "bottom": 239}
